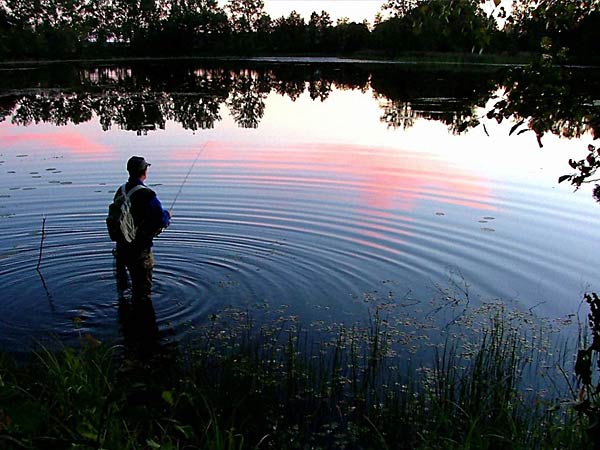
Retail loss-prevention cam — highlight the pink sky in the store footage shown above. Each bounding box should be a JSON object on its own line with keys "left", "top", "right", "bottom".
{"left": 172, "top": 140, "right": 496, "bottom": 213}
{"left": 0, "top": 123, "right": 111, "bottom": 158}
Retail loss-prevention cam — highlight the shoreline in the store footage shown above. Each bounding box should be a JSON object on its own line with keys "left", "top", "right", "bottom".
{"left": 2, "top": 54, "right": 599, "bottom": 70}
{"left": 0, "top": 53, "right": 537, "bottom": 68}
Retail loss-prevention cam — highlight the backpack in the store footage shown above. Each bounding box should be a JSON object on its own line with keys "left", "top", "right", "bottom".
{"left": 106, "top": 184, "right": 148, "bottom": 243}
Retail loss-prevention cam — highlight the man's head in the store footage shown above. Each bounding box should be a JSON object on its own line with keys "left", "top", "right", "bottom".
{"left": 127, "top": 156, "right": 151, "bottom": 180}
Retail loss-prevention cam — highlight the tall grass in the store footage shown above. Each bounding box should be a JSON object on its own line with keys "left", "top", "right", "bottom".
{"left": 0, "top": 304, "right": 590, "bottom": 449}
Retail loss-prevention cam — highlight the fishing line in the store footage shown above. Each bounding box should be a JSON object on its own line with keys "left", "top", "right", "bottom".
{"left": 169, "top": 141, "right": 209, "bottom": 211}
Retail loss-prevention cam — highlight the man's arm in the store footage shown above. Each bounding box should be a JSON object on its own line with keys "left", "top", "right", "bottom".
{"left": 150, "top": 196, "right": 171, "bottom": 229}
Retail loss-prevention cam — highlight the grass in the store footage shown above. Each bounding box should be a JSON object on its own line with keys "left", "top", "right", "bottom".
{"left": 0, "top": 302, "right": 594, "bottom": 449}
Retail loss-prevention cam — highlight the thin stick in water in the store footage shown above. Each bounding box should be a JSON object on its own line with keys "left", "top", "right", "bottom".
{"left": 36, "top": 216, "right": 46, "bottom": 271}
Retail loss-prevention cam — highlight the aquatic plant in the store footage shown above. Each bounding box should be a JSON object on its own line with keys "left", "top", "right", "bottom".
{"left": 574, "top": 292, "right": 600, "bottom": 448}
{"left": 0, "top": 305, "right": 590, "bottom": 449}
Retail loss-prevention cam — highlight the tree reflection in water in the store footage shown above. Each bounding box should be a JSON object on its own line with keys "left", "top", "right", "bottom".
{"left": 0, "top": 61, "right": 501, "bottom": 133}
{"left": 226, "top": 70, "right": 269, "bottom": 129}
{"left": 2, "top": 60, "right": 599, "bottom": 191}
{"left": 462, "top": 53, "right": 600, "bottom": 193}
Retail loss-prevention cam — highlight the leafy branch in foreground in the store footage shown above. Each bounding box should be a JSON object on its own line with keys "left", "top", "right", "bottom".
{"left": 481, "top": 42, "right": 597, "bottom": 145}
{"left": 558, "top": 144, "right": 600, "bottom": 193}
{"left": 457, "top": 40, "right": 600, "bottom": 197}
{"left": 574, "top": 292, "right": 600, "bottom": 447}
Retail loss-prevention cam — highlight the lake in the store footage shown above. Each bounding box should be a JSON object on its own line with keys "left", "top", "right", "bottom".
{"left": 0, "top": 59, "right": 598, "bottom": 352}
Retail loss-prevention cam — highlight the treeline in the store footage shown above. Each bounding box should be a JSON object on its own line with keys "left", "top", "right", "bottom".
{"left": 1, "top": 0, "right": 599, "bottom": 61}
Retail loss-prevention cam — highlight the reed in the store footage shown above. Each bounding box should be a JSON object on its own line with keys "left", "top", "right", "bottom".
{"left": 0, "top": 305, "right": 591, "bottom": 450}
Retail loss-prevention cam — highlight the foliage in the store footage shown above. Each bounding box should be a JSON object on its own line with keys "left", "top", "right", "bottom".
{"left": 559, "top": 144, "right": 600, "bottom": 195}
{"left": 307, "top": 11, "right": 335, "bottom": 53}
{"left": 373, "top": 0, "right": 499, "bottom": 54}
{"left": 0, "top": 0, "right": 599, "bottom": 59}
{"left": 382, "top": 0, "right": 423, "bottom": 18}
{"left": 453, "top": 43, "right": 600, "bottom": 195}
{"left": 505, "top": 0, "right": 600, "bottom": 54}
{"left": 158, "top": 0, "right": 229, "bottom": 55}
{"left": 0, "top": 305, "right": 590, "bottom": 449}
{"left": 226, "top": 0, "right": 266, "bottom": 33}
{"left": 480, "top": 48, "right": 593, "bottom": 145}
{"left": 271, "top": 11, "right": 306, "bottom": 53}
{"left": 574, "top": 292, "right": 600, "bottom": 448}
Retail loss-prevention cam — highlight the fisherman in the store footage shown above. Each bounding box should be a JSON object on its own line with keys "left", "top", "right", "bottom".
{"left": 108, "top": 156, "right": 171, "bottom": 302}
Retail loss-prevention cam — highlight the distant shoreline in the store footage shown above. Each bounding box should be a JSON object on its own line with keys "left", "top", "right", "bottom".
{"left": 3, "top": 53, "right": 598, "bottom": 69}
{"left": 0, "top": 52, "right": 536, "bottom": 68}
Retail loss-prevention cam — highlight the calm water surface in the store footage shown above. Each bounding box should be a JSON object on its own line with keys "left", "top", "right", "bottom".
{"left": 0, "top": 60, "right": 598, "bottom": 351}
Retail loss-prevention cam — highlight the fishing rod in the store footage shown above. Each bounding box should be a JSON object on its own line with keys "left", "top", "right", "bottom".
{"left": 169, "top": 141, "right": 209, "bottom": 212}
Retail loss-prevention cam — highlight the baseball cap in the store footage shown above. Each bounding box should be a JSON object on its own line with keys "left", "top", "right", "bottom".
{"left": 127, "top": 156, "right": 151, "bottom": 173}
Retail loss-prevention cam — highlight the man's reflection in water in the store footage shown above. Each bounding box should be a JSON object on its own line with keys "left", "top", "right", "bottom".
{"left": 118, "top": 297, "right": 160, "bottom": 360}
{"left": 114, "top": 255, "right": 169, "bottom": 363}
{"left": 115, "top": 250, "right": 130, "bottom": 300}
{"left": 114, "top": 257, "right": 179, "bottom": 413}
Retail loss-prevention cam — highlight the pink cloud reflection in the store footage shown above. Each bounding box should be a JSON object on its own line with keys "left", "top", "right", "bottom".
{"left": 170, "top": 140, "right": 496, "bottom": 213}
{"left": 0, "top": 127, "right": 110, "bottom": 158}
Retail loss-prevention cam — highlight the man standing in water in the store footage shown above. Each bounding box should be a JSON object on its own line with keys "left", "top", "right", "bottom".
{"left": 107, "top": 156, "right": 171, "bottom": 302}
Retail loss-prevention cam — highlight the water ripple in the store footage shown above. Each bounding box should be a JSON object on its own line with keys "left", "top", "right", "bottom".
{"left": 2, "top": 138, "right": 600, "bottom": 350}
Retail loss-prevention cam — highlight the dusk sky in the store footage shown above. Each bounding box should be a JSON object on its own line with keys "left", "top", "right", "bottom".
{"left": 263, "top": 0, "right": 386, "bottom": 22}
{"left": 217, "top": 1, "right": 512, "bottom": 25}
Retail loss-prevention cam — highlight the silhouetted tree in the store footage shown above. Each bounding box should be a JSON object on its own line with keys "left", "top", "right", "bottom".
{"left": 372, "top": 16, "right": 415, "bottom": 55}
{"left": 225, "top": 0, "right": 270, "bottom": 53}
{"left": 505, "top": 0, "right": 600, "bottom": 54}
{"left": 226, "top": 0, "right": 266, "bottom": 33}
{"left": 568, "top": 11, "right": 600, "bottom": 61}
{"left": 159, "top": 0, "right": 228, "bottom": 54}
{"left": 382, "top": 0, "right": 422, "bottom": 17}
{"left": 110, "top": 0, "right": 161, "bottom": 49}
{"left": 409, "top": 0, "right": 497, "bottom": 52}
{"left": 0, "top": 6, "right": 11, "bottom": 57}
{"left": 1, "top": 0, "right": 599, "bottom": 60}
{"left": 334, "top": 21, "right": 370, "bottom": 53}
{"left": 271, "top": 11, "right": 306, "bottom": 53}
{"left": 307, "top": 11, "right": 334, "bottom": 53}
{"left": 373, "top": 0, "right": 499, "bottom": 54}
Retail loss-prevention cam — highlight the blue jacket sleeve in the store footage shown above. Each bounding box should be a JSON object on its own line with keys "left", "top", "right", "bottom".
{"left": 150, "top": 196, "right": 171, "bottom": 228}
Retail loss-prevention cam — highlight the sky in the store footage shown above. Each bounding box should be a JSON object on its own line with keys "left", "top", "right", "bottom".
{"left": 217, "top": 0, "right": 514, "bottom": 25}
{"left": 263, "top": 0, "right": 385, "bottom": 23}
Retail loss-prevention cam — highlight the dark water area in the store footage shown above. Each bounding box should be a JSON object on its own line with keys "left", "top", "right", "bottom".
{"left": 0, "top": 58, "right": 598, "bottom": 354}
